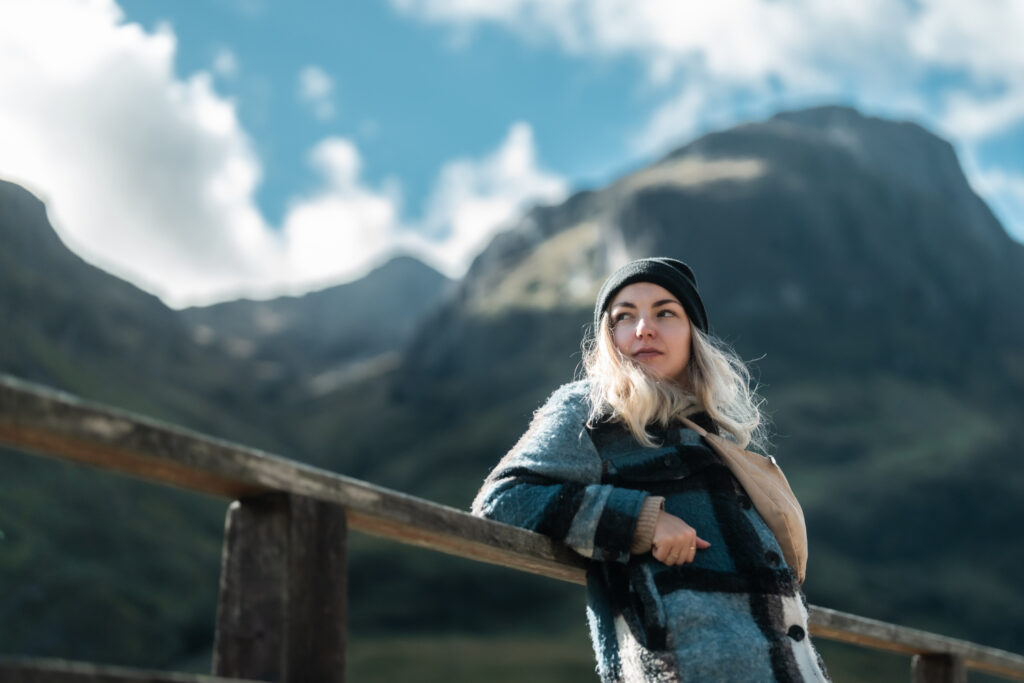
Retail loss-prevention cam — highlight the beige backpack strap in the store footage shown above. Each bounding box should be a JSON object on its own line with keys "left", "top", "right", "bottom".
{"left": 678, "top": 413, "right": 808, "bottom": 583}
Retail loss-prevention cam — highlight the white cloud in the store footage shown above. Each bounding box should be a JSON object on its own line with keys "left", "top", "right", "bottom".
{"left": 273, "top": 121, "right": 568, "bottom": 288}
{"left": 212, "top": 48, "right": 239, "bottom": 79}
{"left": 358, "top": 118, "right": 381, "bottom": 140}
{"left": 298, "top": 65, "right": 335, "bottom": 121}
{"left": 910, "top": 0, "right": 1024, "bottom": 141}
{"left": 909, "top": 0, "right": 1024, "bottom": 76}
{"left": 390, "top": 0, "right": 1024, "bottom": 150}
{"left": 0, "top": 0, "right": 280, "bottom": 305}
{"left": 939, "top": 87, "right": 1024, "bottom": 141}
{"left": 391, "top": 0, "right": 1024, "bottom": 242}
{"left": 968, "top": 165, "right": 1024, "bottom": 243}
{"left": 276, "top": 122, "right": 567, "bottom": 288}
{"left": 979, "top": 169, "right": 1024, "bottom": 202}
{"left": 224, "top": 0, "right": 267, "bottom": 18}
{"left": 280, "top": 138, "right": 401, "bottom": 287}
{"left": 630, "top": 83, "right": 712, "bottom": 157}
{"left": 390, "top": 0, "right": 907, "bottom": 86}
{"left": 416, "top": 122, "right": 569, "bottom": 274}
{"left": 0, "top": 0, "right": 566, "bottom": 305}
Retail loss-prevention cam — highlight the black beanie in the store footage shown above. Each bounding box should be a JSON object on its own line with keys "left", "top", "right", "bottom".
{"left": 593, "top": 257, "right": 708, "bottom": 334}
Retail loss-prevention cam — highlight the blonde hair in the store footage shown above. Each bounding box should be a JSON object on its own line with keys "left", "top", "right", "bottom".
{"left": 580, "top": 312, "right": 768, "bottom": 452}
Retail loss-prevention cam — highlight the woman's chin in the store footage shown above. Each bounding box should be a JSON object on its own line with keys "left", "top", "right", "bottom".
{"left": 637, "top": 362, "right": 672, "bottom": 382}
{"left": 634, "top": 361, "right": 690, "bottom": 387}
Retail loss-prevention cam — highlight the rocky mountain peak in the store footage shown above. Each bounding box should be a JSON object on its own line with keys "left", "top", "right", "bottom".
{"left": 404, "top": 105, "right": 1024, "bottom": 392}
{"left": 1, "top": 179, "right": 84, "bottom": 266}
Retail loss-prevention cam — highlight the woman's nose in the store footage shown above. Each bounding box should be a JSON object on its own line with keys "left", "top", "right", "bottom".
{"left": 635, "top": 316, "right": 655, "bottom": 338}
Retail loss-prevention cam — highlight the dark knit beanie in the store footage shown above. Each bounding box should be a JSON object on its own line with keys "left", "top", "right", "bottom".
{"left": 593, "top": 257, "right": 709, "bottom": 334}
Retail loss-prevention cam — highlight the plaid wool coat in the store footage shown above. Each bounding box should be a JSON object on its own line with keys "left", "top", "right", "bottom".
{"left": 472, "top": 381, "right": 830, "bottom": 683}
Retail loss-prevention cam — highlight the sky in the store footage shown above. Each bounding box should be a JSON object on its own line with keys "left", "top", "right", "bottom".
{"left": 2, "top": 0, "right": 1023, "bottom": 308}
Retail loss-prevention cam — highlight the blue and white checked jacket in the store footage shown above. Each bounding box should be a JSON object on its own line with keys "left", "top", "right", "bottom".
{"left": 472, "top": 381, "right": 830, "bottom": 683}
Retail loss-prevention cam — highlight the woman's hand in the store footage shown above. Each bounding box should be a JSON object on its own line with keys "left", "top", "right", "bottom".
{"left": 651, "top": 510, "right": 710, "bottom": 566}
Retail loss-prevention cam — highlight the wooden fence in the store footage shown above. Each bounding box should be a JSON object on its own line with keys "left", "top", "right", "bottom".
{"left": 0, "top": 373, "right": 1022, "bottom": 683}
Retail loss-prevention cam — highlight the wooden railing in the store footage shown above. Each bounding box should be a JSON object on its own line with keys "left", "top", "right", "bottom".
{"left": 0, "top": 373, "right": 1022, "bottom": 683}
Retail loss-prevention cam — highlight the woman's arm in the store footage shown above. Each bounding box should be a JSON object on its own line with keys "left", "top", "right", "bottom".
{"left": 472, "top": 382, "right": 661, "bottom": 564}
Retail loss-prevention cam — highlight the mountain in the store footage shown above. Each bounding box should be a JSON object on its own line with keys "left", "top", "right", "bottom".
{"left": 0, "top": 184, "right": 449, "bottom": 667}
{"left": 0, "top": 179, "right": 277, "bottom": 442}
{"left": 180, "top": 255, "right": 450, "bottom": 399}
{"left": 0, "top": 179, "right": 267, "bottom": 666}
{"left": 406, "top": 105, "right": 1024, "bottom": 390}
{"left": 3, "top": 106, "right": 1024, "bottom": 674}
{"left": 318, "top": 105, "right": 1024, "bottom": 489}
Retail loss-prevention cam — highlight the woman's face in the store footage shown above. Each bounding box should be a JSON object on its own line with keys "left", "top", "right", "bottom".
{"left": 608, "top": 282, "right": 692, "bottom": 382}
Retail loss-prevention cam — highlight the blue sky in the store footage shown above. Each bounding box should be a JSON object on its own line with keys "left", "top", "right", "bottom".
{"left": 116, "top": 0, "right": 650, "bottom": 224}
{"left": 2, "top": 0, "right": 1023, "bottom": 307}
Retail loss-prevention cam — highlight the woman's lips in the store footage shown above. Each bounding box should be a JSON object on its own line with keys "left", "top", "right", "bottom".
{"left": 633, "top": 349, "right": 662, "bottom": 359}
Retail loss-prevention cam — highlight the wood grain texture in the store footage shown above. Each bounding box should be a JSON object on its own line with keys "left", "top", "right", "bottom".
{"left": 212, "top": 496, "right": 288, "bottom": 681}
{"left": 212, "top": 494, "right": 348, "bottom": 682}
{"left": 809, "top": 607, "right": 1024, "bottom": 680}
{"left": 912, "top": 654, "right": 967, "bottom": 683}
{"left": 0, "top": 657, "right": 260, "bottom": 682}
{"left": 0, "top": 374, "right": 588, "bottom": 585}
{"left": 284, "top": 495, "right": 347, "bottom": 682}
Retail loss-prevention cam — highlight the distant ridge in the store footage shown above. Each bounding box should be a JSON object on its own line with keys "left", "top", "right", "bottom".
{"left": 0, "top": 179, "right": 212, "bottom": 399}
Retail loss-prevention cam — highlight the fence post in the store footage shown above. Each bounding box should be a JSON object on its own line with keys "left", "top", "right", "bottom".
{"left": 212, "top": 493, "right": 348, "bottom": 682}
{"left": 911, "top": 653, "right": 966, "bottom": 683}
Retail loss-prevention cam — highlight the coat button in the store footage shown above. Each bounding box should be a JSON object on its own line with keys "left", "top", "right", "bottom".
{"left": 764, "top": 550, "right": 781, "bottom": 566}
{"left": 787, "top": 625, "right": 805, "bottom": 641}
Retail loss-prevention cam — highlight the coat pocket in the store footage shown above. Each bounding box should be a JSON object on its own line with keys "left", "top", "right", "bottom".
{"left": 599, "top": 561, "right": 669, "bottom": 651}
{"left": 602, "top": 445, "right": 715, "bottom": 485}
{"left": 625, "top": 562, "right": 668, "bottom": 651}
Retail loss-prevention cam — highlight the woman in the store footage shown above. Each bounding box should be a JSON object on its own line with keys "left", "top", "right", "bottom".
{"left": 472, "top": 257, "right": 830, "bottom": 682}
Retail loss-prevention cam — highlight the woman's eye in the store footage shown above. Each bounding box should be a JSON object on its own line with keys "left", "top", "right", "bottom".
{"left": 613, "top": 312, "right": 632, "bottom": 322}
{"left": 657, "top": 309, "right": 675, "bottom": 317}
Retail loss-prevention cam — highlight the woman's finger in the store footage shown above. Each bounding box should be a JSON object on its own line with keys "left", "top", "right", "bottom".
{"left": 652, "top": 542, "right": 671, "bottom": 563}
